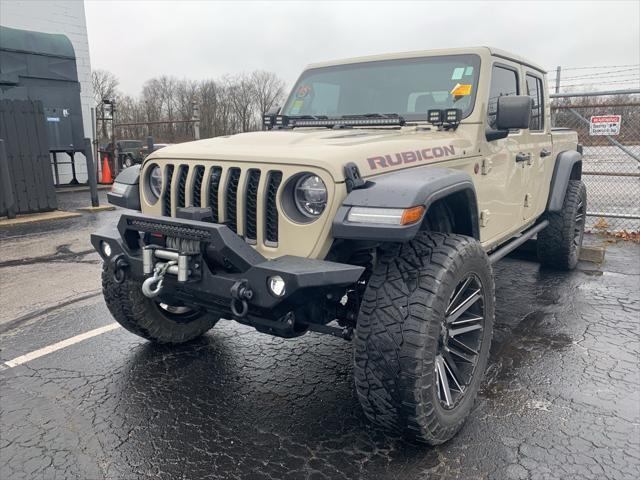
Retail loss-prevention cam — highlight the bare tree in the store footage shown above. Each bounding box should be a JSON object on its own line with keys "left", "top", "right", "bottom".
{"left": 94, "top": 68, "right": 288, "bottom": 143}
{"left": 251, "top": 70, "right": 286, "bottom": 117}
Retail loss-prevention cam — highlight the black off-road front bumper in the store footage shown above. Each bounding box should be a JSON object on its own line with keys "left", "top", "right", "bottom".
{"left": 91, "top": 212, "right": 364, "bottom": 337}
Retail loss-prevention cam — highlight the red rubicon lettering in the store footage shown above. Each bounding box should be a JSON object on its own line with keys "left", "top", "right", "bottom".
{"left": 387, "top": 154, "right": 403, "bottom": 166}
{"left": 402, "top": 151, "right": 417, "bottom": 163}
{"left": 367, "top": 156, "right": 387, "bottom": 169}
{"left": 366, "top": 145, "right": 456, "bottom": 170}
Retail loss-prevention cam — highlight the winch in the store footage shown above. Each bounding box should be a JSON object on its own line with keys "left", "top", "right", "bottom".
{"left": 141, "top": 246, "right": 196, "bottom": 297}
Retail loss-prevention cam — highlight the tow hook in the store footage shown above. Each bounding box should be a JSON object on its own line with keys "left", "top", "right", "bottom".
{"left": 110, "top": 254, "right": 129, "bottom": 284}
{"left": 230, "top": 279, "right": 253, "bottom": 319}
{"left": 141, "top": 260, "right": 176, "bottom": 298}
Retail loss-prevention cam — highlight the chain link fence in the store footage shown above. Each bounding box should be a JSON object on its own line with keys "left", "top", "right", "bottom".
{"left": 550, "top": 93, "right": 640, "bottom": 232}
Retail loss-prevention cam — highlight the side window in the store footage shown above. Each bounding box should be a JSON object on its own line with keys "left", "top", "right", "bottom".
{"left": 526, "top": 74, "right": 544, "bottom": 131}
{"left": 487, "top": 65, "right": 519, "bottom": 129}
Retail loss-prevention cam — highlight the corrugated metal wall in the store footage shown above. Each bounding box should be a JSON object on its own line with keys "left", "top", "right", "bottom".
{"left": 0, "top": 99, "right": 57, "bottom": 216}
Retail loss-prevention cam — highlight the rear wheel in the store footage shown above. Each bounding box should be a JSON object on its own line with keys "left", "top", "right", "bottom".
{"left": 354, "top": 232, "right": 494, "bottom": 444}
{"left": 537, "top": 180, "right": 587, "bottom": 270}
{"left": 101, "top": 264, "right": 219, "bottom": 344}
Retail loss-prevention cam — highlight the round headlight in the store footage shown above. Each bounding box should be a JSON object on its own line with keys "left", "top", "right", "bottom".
{"left": 294, "top": 174, "right": 327, "bottom": 217}
{"left": 149, "top": 165, "right": 162, "bottom": 199}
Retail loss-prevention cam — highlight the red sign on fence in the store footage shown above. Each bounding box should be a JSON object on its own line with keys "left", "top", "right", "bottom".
{"left": 589, "top": 115, "right": 622, "bottom": 136}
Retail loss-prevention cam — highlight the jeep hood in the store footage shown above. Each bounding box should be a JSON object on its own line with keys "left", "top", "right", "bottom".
{"left": 146, "top": 127, "right": 477, "bottom": 182}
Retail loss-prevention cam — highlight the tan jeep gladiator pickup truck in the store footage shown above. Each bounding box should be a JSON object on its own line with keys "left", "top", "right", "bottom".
{"left": 93, "top": 47, "right": 586, "bottom": 444}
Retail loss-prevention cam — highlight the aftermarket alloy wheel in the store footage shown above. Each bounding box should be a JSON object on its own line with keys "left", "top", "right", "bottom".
{"left": 354, "top": 232, "right": 494, "bottom": 444}
{"left": 537, "top": 179, "right": 587, "bottom": 270}
{"left": 436, "top": 273, "right": 486, "bottom": 410}
{"left": 101, "top": 263, "right": 219, "bottom": 344}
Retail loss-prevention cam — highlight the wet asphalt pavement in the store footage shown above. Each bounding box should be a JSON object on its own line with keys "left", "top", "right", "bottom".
{"left": 0, "top": 198, "right": 639, "bottom": 479}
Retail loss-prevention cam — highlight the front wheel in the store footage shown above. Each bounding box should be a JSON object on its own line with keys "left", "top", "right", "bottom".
{"left": 101, "top": 264, "right": 219, "bottom": 344}
{"left": 354, "top": 232, "right": 495, "bottom": 444}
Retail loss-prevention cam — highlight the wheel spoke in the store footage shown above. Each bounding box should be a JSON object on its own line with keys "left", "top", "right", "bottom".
{"left": 446, "top": 345, "right": 475, "bottom": 363}
{"left": 446, "top": 289, "right": 481, "bottom": 324}
{"left": 435, "top": 355, "right": 453, "bottom": 407}
{"left": 449, "top": 314, "right": 484, "bottom": 327}
{"left": 443, "top": 352, "right": 465, "bottom": 393}
{"left": 449, "top": 323, "right": 483, "bottom": 337}
{"left": 450, "top": 337, "right": 479, "bottom": 356}
{"left": 446, "top": 277, "right": 472, "bottom": 315}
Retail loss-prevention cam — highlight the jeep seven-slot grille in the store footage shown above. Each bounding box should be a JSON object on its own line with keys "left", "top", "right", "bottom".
{"left": 163, "top": 165, "right": 175, "bottom": 216}
{"left": 208, "top": 167, "right": 222, "bottom": 223}
{"left": 192, "top": 166, "right": 205, "bottom": 206}
{"left": 177, "top": 165, "right": 188, "bottom": 209}
{"left": 265, "top": 172, "right": 282, "bottom": 245}
{"left": 160, "top": 164, "right": 282, "bottom": 245}
{"left": 225, "top": 168, "right": 241, "bottom": 233}
{"left": 244, "top": 169, "right": 261, "bottom": 242}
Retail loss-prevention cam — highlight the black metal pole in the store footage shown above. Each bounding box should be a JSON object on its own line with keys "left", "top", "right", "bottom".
{"left": 146, "top": 135, "right": 154, "bottom": 154}
{"left": 68, "top": 151, "right": 79, "bottom": 184}
{"left": 83, "top": 138, "right": 99, "bottom": 207}
{"left": 52, "top": 151, "right": 60, "bottom": 185}
{"left": 0, "top": 139, "right": 17, "bottom": 219}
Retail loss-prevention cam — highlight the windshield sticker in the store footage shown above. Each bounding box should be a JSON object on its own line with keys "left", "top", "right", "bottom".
{"left": 450, "top": 83, "right": 472, "bottom": 96}
{"left": 451, "top": 67, "right": 465, "bottom": 80}
{"left": 366, "top": 145, "right": 456, "bottom": 170}
{"left": 464, "top": 66, "right": 474, "bottom": 76}
{"left": 290, "top": 99, "right": 304, "bottom": 115}
{"left": 296, "top": 85, "right": 312, "bottom": 98}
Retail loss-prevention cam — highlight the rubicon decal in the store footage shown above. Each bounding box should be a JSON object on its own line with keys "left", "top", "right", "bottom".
{"left": 367, "top": 145, "right": 456, "bottom": 170}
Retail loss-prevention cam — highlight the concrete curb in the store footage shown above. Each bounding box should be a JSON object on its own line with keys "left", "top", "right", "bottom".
{"left": 0, "top": 210, "right": 82, "bottom": 227}
{"left": 76, "top": 205, "right": 115, "bottom": 213}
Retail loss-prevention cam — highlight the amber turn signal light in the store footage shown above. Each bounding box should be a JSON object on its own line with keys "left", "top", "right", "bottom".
{"left": 400, "top": 206, "right": 425, "bottom": 225}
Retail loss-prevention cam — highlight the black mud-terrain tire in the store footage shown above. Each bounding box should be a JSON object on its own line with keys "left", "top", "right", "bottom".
{"left": 537, "top": 180, "right": 587, "bottom": 270}
{"left": 101, "top": 264, "right": 219, "bottom": 344}
{"left": 354, "top": 232, "right": 495, "bottom": 444}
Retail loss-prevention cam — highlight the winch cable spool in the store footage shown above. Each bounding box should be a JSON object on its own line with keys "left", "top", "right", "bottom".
{"left": 166, "top": 237, "right": 200, "bottom": 254}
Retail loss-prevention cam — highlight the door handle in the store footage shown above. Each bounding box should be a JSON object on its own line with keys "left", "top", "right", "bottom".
{"left": 515, "top": 152, "right": 531, "bottom": 163}
{"left": 540, "top": 148, "right": 552, "bottom": 158}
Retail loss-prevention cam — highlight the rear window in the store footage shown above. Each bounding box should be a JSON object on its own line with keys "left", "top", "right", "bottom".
{"left": 526, "top": 74, "right": 544, "bottom": 131}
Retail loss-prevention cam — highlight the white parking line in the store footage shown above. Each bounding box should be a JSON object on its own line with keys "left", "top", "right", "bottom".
{"left": 3, "top": 323, "right": 121, "bottom": 369}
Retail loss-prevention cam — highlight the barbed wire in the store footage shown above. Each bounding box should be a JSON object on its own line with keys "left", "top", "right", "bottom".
{"left": 548, "top": 63, "right": 640, "bottom": 71}
{"left": 557, "top": 79, "right": 640, "bottom": 88}
{"left": 548, "top": 69, "right": 640, "bottom": 81}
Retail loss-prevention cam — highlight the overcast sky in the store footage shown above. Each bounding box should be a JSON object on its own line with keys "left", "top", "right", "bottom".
{"left": 85, "top": 0, "right": 640, "bottom": 96}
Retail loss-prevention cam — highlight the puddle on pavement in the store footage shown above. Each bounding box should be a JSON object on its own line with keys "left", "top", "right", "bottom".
{"left": 482, "top": 309, "right": 574, "bottom": 400}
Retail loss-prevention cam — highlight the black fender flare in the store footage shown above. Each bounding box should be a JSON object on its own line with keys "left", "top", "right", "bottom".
{"left": 332, "top": 167, "right": 479, "bottom": 242}
{"left": 107, "top": 165, "right": 141, "bottom": 211}
{"left": 547, "top": 150, "right": 582, "bottom": 212}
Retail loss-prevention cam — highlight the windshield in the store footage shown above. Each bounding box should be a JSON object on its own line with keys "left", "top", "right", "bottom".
{"left": 282, "top": 54, "right": 481, "bottom": 121}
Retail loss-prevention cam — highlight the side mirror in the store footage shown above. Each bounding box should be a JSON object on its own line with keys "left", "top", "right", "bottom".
{"left": 496, "top": 95, "right": 532, "bottom": 130}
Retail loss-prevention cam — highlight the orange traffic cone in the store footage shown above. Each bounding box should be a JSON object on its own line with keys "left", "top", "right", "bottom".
{"left": 100, "top": 155, "right": 113, "bottom": 184}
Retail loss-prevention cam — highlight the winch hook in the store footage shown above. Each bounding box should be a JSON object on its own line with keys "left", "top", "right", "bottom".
{"left": 141, "top": 260, "right": 175, "bottom": 298}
